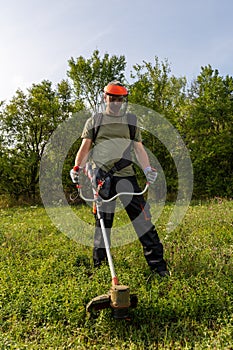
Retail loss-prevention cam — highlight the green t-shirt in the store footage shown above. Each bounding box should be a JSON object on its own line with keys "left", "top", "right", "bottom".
{"left": 81, "top": 113, "right": 142, "bottom": 176}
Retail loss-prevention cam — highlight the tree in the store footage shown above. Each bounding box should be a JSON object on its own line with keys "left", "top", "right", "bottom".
{"left": 183, "top": 65, "right": 233, "bottom": 197}
{"left": 67, "top": 49, "right": 127, "bottom": 112}
{"left": 128, "top": 57, "right": 187, "bottom": 197}
{"left": 129, "top": 56, "right": 187, "bottom": 123}
{"left": 0, "top": 80, "right": 82, "bottom": 201}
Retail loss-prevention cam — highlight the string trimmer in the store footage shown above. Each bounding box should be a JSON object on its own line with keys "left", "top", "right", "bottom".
{"left": 73, "top": 167, "right": 149, "bottom": 319}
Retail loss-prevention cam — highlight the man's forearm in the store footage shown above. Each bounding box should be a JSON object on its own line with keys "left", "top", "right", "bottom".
{"left": 134, "top": 141, "right": 151, "bottom": 170}
{"left": 75, "top": 138, "right": 92, "bottom": 167}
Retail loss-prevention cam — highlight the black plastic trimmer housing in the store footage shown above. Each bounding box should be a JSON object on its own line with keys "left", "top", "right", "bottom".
{"left": 86, "top": 285, "right": 138, "bottom": 319}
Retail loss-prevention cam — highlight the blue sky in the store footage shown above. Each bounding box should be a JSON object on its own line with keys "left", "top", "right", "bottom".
{"left": 1, "top": 0, "right": 233, "bottom": 102}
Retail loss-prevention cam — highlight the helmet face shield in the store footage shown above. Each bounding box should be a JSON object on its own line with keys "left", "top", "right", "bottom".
{"left": 101, "top": 93, "right": 128, "bottom": 116}
{"left": 100, "top": 81, "right": 129, "bottom": 116}
{"left": 108, "top": 95, "right": 125, "bottom": 103}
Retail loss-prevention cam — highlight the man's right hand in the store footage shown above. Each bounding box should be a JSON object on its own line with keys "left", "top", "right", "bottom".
{"left": 70, "top": 165, "right": 81, "bottom": 184}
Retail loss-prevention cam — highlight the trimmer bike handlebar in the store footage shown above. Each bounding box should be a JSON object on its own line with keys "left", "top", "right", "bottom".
{"left": 78, "top": 183, "right": 149, "bottom": 203}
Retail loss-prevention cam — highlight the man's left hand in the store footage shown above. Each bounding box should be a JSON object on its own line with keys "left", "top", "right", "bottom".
{"left": 144, "top": 166, "right": 158, "bottom": 184}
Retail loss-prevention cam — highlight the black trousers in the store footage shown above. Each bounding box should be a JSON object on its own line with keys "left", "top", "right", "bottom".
{"left": 93, "top": 176, "right": 167, "bottom": 271}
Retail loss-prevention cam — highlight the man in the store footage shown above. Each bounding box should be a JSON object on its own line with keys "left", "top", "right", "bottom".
{"left": 70, "top": 80, "right": 170, "bottom": 277}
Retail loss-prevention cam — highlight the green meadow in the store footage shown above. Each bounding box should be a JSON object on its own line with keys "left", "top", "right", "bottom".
{"left": 0, "top": 199, "right": 232, "bottom": 349}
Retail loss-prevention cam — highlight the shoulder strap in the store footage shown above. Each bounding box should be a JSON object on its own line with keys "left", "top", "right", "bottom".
{"left": 92, "top": 113, "right": 103, "bottom": 143}
{"left": 126, "top": 113, "right": 137, "bottom": 140}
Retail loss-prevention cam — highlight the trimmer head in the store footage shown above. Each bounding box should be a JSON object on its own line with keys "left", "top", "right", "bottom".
{"left": 86, "top": 285, "right": 138, "bottom": 319}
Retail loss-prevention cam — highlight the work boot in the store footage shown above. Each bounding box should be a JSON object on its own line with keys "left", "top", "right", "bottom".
{"left": 149, "top": 260, "right": 171, "bottom": 279}
{"left": 93, "top": 247, "right": 107, "bottom": 267}
{"left": 146, "top": 267, "right": 170, "bottom": 284}
{"left": 157, "top": 269, "right": 171, "bottom": 277}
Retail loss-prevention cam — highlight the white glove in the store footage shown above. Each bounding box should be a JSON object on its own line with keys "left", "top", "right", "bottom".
{"left": 144, "top": 166, "right": 158, "bottom": 184}
{"left": 70, "top": 166, "right": 81, "bottom": 184}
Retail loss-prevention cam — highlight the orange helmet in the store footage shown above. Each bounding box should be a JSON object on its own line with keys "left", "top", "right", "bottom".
{"left": 104, "top": 81, "right": 128, "bottom": 96}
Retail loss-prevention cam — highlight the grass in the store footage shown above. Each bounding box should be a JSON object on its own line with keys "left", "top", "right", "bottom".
{"left": 0, "top": 199, "right": 232, "bottom": 349}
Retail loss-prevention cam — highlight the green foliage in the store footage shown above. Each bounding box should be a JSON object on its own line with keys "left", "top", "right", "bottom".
{"left": 0, "top": 51, "right": 233, "bottom": 200}
{"left": 0, "top": 80, "right": 81, "bottom": 201}
{"left": 183, "top": 65, "right": 233, "bottom": 197}
{"left": 129, "top": 57, "right": 187, "bottom": 196}
{"left": 0, "top": 200, "right": 232, "bottom": 349}
{"left": 67, "top": 49, "right": 127, "bottom": 112}
{"left": 129, "top": 56, "right": 187, "bottom": 120}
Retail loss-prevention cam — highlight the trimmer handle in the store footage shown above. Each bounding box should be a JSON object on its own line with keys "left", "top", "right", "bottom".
{"left": 78, "top": 183, "right": 149, "bottom": 203}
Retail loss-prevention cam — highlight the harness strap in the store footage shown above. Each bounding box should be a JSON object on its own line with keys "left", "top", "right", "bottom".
{"left": 92, "top": 113, "right": 137, "bottom": 176}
